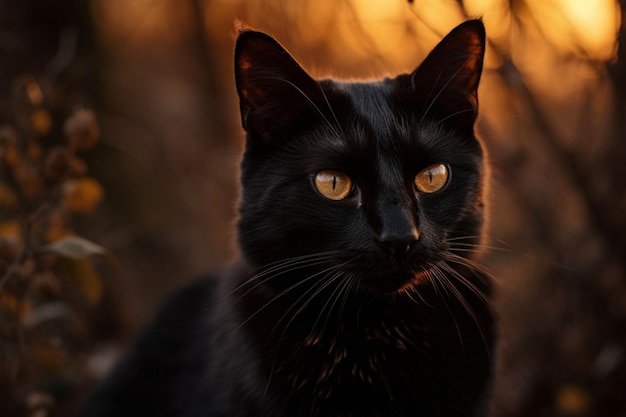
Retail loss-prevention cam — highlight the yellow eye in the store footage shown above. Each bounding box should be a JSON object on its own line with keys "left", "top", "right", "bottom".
{"left": 314, "top": 170, "right": 352, "bottom": 201}
{"left": 414, "top": 164, "right": 449, "bottom": 193}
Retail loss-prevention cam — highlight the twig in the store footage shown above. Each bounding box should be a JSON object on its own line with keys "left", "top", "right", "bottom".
{"left": 456, "top": 1, "right": 626, "bottom": 269}
{"left": 0, "top": 203, "right": 52, "bottom": 292}
{"left": 0, "top": 248, "right": 28, "bottom": 292}
{"left": 42, "top": 27, "right": 78, "bottom": 86}
{"left": 498, "top": 56, "right": 626, "bottom": 268}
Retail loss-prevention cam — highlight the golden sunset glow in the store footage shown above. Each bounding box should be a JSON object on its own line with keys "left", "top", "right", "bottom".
{"left": 528, "top": 0, "right": 619, "bottom": 60}
{"left": 93, "top": 0, "right": 619, "bottom": 75}
{"left": 352, "top": 0, "right": 620, "bottom": 64}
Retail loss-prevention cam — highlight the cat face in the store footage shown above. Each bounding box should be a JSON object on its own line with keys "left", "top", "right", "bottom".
{"left": 235, "top": 21, "right": 486, "bottom": 295}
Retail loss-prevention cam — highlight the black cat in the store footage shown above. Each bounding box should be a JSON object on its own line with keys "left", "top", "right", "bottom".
{"left": 81, "top": 20, "right": 495, "bottom": 417}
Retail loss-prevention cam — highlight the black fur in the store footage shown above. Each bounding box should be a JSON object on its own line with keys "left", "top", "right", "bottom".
{"left": 81, "top": 20, "right": 495, "bottom": 417}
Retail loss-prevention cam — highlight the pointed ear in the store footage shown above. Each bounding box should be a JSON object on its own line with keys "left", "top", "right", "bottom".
{"left": 235, "top": 30, "right": 324, "bottom": 142}
{"left": 409, "top": 20, "right": 486, "bottom": 128}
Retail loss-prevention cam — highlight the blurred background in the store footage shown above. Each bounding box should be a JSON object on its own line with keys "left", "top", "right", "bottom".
{"left": 0, "top": 0, "right": 624, "bottom": 416}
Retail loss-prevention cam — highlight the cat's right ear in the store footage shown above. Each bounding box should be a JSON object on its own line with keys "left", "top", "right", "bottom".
{"left": 406, "top": 20, "right": 486, "bottom": 131}
{"left": 235, "top": 30, "right": 324, "bottom": 143}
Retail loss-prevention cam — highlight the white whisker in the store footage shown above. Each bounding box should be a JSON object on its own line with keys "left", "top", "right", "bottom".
{"left": 230, "top": 255, "right": 343, "bottom": 334}
{"left": 427, "top": 262, "right": 465, "bottom": 349}
{"left": 433, "top": 260, "right": 493, "bottom": 357}
{"left": 419, "top": 57, "right": 474, "bottom": 125}
{"left": 270, "top": 77, "right": 345, "bottom": 141}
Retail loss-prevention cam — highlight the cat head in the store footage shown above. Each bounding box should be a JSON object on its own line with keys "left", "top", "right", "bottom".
{"left": 234, "top": 21, "right": 487, "bottom": 295}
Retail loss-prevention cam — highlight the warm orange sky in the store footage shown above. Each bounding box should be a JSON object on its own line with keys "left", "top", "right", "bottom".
{"left": 92, "top": 0, "right": 620, "bottom": 147}
{"left": 94, "top": 0, "right": 620, "bottom": 63}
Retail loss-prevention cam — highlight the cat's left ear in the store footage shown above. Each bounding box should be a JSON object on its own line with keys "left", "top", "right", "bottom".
{"left": 235, "top": 29, "right": 325, "bottom": 143}
{"left": 408, "top": 20, "right": 486, "bottom": 128}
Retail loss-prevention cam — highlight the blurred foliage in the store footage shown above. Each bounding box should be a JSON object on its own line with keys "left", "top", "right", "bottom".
{"left": 0, "top": 73, "right": 106, "bottom": 415}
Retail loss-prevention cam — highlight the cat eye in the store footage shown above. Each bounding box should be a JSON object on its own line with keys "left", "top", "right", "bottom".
{"left": 414, "top": 164, "right": 449, "bottom": 193}
{"left": 314, "top": 170, "right": 353, "bottom": 201}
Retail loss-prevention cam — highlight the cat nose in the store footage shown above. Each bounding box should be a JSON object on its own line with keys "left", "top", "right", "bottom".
{"left": 378, "top": 230, "right": 419, "bottom": 259}
{"left": 377, "top": 203, "right": 420, "bottom": 258}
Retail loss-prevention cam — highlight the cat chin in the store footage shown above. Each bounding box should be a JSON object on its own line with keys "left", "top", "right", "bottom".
{"left": 394, "top": 271, "right": 432, "bottom": 295}
{"left": 359, "top": 270, "right": 430, "bottom": 297}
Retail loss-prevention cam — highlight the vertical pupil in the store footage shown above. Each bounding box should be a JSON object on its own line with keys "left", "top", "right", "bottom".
{"left": 428, "top": 171, "right": 433, "bottom": 183}
{"left": 332, "top": 176, "right": 337, "bottom": 190}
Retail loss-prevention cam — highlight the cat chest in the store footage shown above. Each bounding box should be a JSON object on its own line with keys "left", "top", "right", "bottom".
{"left": 273, "top": 324, "right": 437, "bottom": 401}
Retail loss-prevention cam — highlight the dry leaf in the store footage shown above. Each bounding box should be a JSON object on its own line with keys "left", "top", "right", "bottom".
{"left": 0, "top": 220, "right": 22, "bottom": 248}
{"left": 0, "top": 220, "right": 22, "bottom": 262}
{"left": 1, "top": 143, "right": 20, "bottom": 168}
{"left": 30, "top": 109, "right": 53, "bottom": 136}
{"left": 24, "top": 80, "right": 44, "bottom": 106}
{"left": 62, "top": 178, "right": 104, "bottom": 213}
{"left": 58, "top": 257, "right": 102, "bottom": 305}
{"left": 0, "top": 182, "right": 17, "bottom": 208}
{"left": 556, "top": 384, "right": 591, "bottom": 415}
{"left": 27, "top": 142, "right": 43, "bottom": 162}
{"left": 41, "top": 236, "right": 106, "bottom": 259}
{"left": 64, "top": 109, "right": 99, "bottom": 151}
{"left": 44, "top": 148, "right": 87, "bottom": 181}
{"left": 0, "top": 291, "right": 19, "bottom": 315}
{"left": 45, "top": 210, "right": 69, "bottom": 243}
{"left": 14, "top": 163, "right": 44, "bottom": 199}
